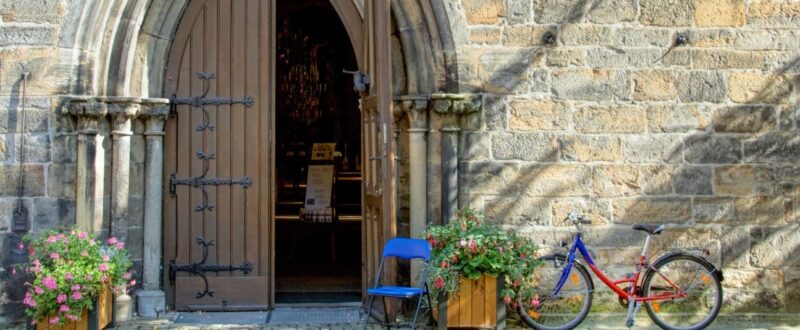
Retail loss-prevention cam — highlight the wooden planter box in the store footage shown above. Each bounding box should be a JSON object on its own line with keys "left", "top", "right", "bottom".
{"left": 435, "top": 275, "right": 506, "bottom": 329}
{"left": 36, "top": 285, "right": 113, "bottom": 330}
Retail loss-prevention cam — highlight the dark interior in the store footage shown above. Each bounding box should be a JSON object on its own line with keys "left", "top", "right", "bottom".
{"left": 274, "top": 0, "right": 362, "bottom": 304}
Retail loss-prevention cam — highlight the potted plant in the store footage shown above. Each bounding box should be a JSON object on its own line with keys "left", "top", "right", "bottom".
{"left": 425, "top": 209, "right": 541, "bottom": 328}
{"left": 16, "top": 227, "right": 133, "bottom": 329}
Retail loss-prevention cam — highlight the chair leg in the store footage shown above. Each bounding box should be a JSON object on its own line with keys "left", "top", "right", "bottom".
{"left": 382, "top": 297, "right": 389, "bottom": 329}
{"left": 410, "top": 295, "right": 424, "bottom": 330}
{"left": 364, "top": 296, "right": 376, "bottom": 330}
{"left": 426, "top": 293, "right": 435, "bottom": 327}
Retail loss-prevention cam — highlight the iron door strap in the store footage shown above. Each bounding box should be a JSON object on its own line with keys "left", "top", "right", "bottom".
{"left": 169, "top": 237, "right": 254, "bottom": 299}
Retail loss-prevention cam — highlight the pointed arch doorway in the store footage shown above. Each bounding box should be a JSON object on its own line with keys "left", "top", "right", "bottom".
{"left": 162, "top": 0, "right": 394, "bottom": 311}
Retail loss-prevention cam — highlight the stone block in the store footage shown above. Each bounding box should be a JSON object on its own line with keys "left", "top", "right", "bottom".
{"left": 735, "top": 30, "right": 800, "bottom": 51}
{"left": 518, "top": 164, "right": 592, "bottom": 197}
{"left": 744, "top": 132, "right": 800, "bottom": 163}
{"left": 775, "top": 166, "right": 800, "bottom": 184}
{"left": 0, "top": 26, "right": 57, "bottom": 47}
{"left": 13, "top": 133, "right": 50, "bottom": 163}
{"left": 633, "top": 70, "right": 677, "bottom": 101}
{"left": 463, "top": 0, "right": 506, "bottom": 24}
{"left": 529, "top": 69, "right": 550, "bottom": 93}
{"left": 593, "top": 165, "right": 640, "bottom": 197}
{"left": 691, "top": 49, "right": 770, "bottom": 70}
{"left": 684, "top": 135, "right": 741, "bottom": 164}
{"left": 676, "top": 71, "right": 727, "bottom": 102}
{"left": 582, "top": 227, "right": 646, "bottom": 247}
{"left": 736, "top": 197, "right": 789, "bottom": 225}
{"left": 639, "top": 0, "right": 694, "bottom": 26}
{"left": 722, "top": 289, "right": 783, "bottom": 313}
{"left": 747, "top": 1, "right": 800, "bottom": 28}
{"left": 688, "top": 29, "right": 734, "bottom": 48}
{"left": 0, "top": 0, "right": 64, "bottom": 24}
{"left": 506, "top": 0, "right": 532, "bottom": 24}
{"left": 509, "top": 100, "right": 570, "bottom": 131}
{"left": 0, "top": 199, "right": 11, "bottom": 231}
{"left": 595, "top": 248, "right": 642, "bottom": 266}
{"left": 131, "top": 134, "right": 146, "bottom": 164}
{"left": 715, "top": 166, "right": 775, "bottom": 196}
{"left": 640, "top": 165, "right": 675, "bottom": 195}
{"left": 586, "top": 0, "right": 637, "bottom": 23}
{"left": 459, "top": 49, "right": 538, "bottom": 94}
{"left": 649, "top": 228, "right": 717, "bottom": 258}
{"left": 573, "top": 105, "right": 645, "bottom": 133}
{"left": 0, "top": 97, "right": 52, "bottom": 133}
{"left": 0, "top": 135, "right": 7, "bottom": 162}
{"left": 544, "top": 48, "right": 585, "bottom": 67}
{"left": 728, "top": 72, "right": 793, "bottom": 104}
{"left": 612, "top": 197, "right": 692, "bottom": 224}
{"left": 622, "top": 135, "right": 683, "bottom": 164}
{"left": 532, "top": 0, "right": 587, "bottom": 24}
{"left": 484, "top": 196, "right": 551, "bottom": 225}
{"left": 674, "top": 166, "right": 713, "bottom": 195}
{"left": 482, "top": 96, "right": 507, "bottom": 131}
{"left": 467, "top": 27, "right": 502, "bottom": 44}
{"left": 647, "top": 104, "right": 709, "bottom": 133}
{"left": 724, "top": 269, "right": 783, "bottom": 290}
{"left": 31, "top": 197, "right": 74, "bottom": 232}
{"left": 787, "top": 268, "right": 800, "bottom": 313}
{"left": 492, "top": 132, "right": 558, "bottom": 161}
{"left": 559, "top": 24, "right": 613, "bottom": 46}
{"left": 51, "top": 134, "right": 77, "bottom": 164}
{"left": 467, "top": 161, "right": 521, "bottom": 195}
{"left": 127, "top": 226, "right": 144, "bottom": 260}
{"left": 460, "top": 132, "right": 491, "bottom": 161}
{"left": 585, "top": 47, "right": 662, "bottom": 68}
{"left": 559, "top": 135, "right": 622, "bottom": 162}
{"left": 47, "top": 164, "right": 76, "bottom": 198}
{"left": 503, "top": 25, "right": 555, "bottom": 47}
{"left": 718, "top": 226, "right": 749, "bottom": 268}
{"left": 750, "top": 225, "right": 800, "bottom": 268}
{"left": 0, "top": 165, "right": 44, "bottom": 197}
{"left": 0, "top": 48, "right": 76, "bottom": 95}
{"left": 694, "top": 196, "right": 736, "bottom": 223}
{"left": 552, "top": 198, "right": 611, "bottom": 225}
{"left": 695, "top": 0, "right": 745, "bottom": 26}
{"left": 128, "top": 196, "right": 144, "bottom": 228}
{"left": 612, "top": 28, "right": 672, "bottom": 47}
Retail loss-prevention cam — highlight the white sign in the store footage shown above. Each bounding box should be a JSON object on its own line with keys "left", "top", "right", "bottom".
{"left": 304, "top": 165, "right": 334, "bottom": 210}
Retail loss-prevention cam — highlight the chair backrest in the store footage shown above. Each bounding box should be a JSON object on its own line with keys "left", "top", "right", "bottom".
{"left": 382, "top": 237, "right": 431, "bottom": 261}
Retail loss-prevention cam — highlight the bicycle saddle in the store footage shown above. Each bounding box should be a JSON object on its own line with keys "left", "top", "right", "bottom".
{"left": 632, "top": 224, "right": 665, "bottom": 235}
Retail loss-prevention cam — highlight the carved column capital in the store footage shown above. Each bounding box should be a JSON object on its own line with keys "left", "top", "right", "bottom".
{"left": 429, "top": 93, "right": 481, "bottom": 130}
{"left": 394, "top": 95, "right": 429, "bottom": 129}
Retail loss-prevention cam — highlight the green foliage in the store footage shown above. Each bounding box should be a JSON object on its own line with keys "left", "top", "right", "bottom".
{"left": 425, "top": 209, "right": 541, "bottom": 305}
{"left": 16, "top": 228, "right": 133, "bottom": 326}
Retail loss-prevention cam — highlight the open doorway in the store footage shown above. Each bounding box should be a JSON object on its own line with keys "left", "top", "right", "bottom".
{"left": 274, "top": 0, "right": 362, "bottom": 305}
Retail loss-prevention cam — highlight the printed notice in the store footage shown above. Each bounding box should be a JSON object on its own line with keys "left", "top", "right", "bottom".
{"left": 304, "top": 165, "right": 334, "bottom": 210}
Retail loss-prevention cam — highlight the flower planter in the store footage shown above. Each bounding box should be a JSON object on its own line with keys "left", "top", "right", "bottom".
{"left": 35, "top": 285, "right": 113, "bottom": 330}
{"left": 435, "top": 275, "right": 506, "bottom": 329}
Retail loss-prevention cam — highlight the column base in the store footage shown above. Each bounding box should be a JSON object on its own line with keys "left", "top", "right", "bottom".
{"left": 136, "top": 290, "right": 166, "bottom": 318}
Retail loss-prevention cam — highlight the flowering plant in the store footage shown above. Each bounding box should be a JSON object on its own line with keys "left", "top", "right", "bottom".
{"left": 425, "top": 209, "right": 541, "bottom": 305}
{"left": 17, "top": 228, "right": 133, "bottom": 326}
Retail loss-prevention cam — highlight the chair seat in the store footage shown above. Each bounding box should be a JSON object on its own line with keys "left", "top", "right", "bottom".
{"left": 368, "top": 286, "right": 424, "bottom": 298}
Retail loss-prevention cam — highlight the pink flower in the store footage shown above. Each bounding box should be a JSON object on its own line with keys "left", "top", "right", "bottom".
{"left": 77, "top": 232, "right": 88, "bottom": 239}
{"left": 84, "top": 274, "right": 93, "bottom": 282}
{"left": 65, "top": 272, "right": 74, "bottom": 281}
{"left": 57, "top": 233, "right": 66, "bottom": 240}
{"left": 57, "top": 294, "right": 67, "bottom": 303}
{"left": 71, "top": 284, "right": 81, "bottom": 291}
{"left": 50, "top": 252, "right": 60, "bottom": 260}
{"left": 129, "top": 279, "right": 136, "bottom": 286}
{"left": 435, "top": 276, "right": 444, "bottom": 289}
{"left": 47, "top": 236, "right": 58, "bottom": 243}
{"left": 459, "top": 239, "right": 467, "bottom": 247}
{"left": 11, "top": 267, "right": 15, "bottom": 275}
{"left": 43, "top": 276, "right": 57, "bottom": 290}
{"left": 101, "top": 275, "right": 108, "bottom": 283}
{"left": 498, "top": 246, "right": 504, "bottom": 253}
{"left": 30, "top": 320, "right": 37, "bottom": 325}
{"left": 71, "top": 291, "right": 82, "bottom": 301}
{"left": 34, "top": 286, "right": 44, "bottom": 295}
{"left": 102, "top": 255, "right": 110, "bottom": 262}
{"left": 107, "top": 237, "right": 118, "bottom": 245}
{"left": 49, "top": 316, "right": 60, "bottom": 325}
{"left": 468, "top": 239, "right": 478, "bottom": 253}
{"left": 99, "top": 263, "right": 109, "bottom": 272}
{"left": 122, "top": 272, "right": 132, "bottom": 279}
{"left": 116, "top": 241, "right": 125, "bottom": 249}
{"left": 23, "top": 292, "right": 36, "bottom": 307}
{"left": 66, "top": 314, "right": 79, "bottom": 321}
{"left": 80, "top": 250, "right": 89, "bottom": 257}
{"left": 17, "top": 242, "right": 24, "bottom": 250}
{"left": 531, "top": 296, "right": 541, "bottom": 308}
{"left": 59, "top": 304, "right": 70, "bottom": 312}
{"left": 89, "top": 240, "right": 96, "bottom": 246}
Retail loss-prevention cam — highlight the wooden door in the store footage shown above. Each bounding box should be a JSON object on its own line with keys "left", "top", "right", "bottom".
{"left": 361, "top": 0, "right": 396, "bottom": 300}
{"left": 163, "top": 0, "right": 274, "bottom": 311}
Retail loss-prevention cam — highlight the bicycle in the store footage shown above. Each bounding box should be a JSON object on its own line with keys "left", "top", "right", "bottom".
{"left": 517, "top": 213, "right": 723, "bottom": 330}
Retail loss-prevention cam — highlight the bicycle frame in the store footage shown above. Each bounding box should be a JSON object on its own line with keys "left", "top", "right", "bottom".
{"left": 553, "top": 233, "right": 688, "bottom": 303}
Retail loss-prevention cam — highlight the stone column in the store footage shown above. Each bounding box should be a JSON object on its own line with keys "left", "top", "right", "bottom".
{"left": 69, "top": 97, "right": 109, "bottom": 234}
{"left": 108, "top": 97, "right": 140, "bottom": 241}
{"left": 137, "top": 100, "right": 169, "bottom": 318}
{"left": 430, "top": 94, "right": 481, "bottom": 224}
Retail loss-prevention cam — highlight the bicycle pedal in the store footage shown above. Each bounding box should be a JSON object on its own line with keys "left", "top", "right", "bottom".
{"left": 626, "top": 318, "right": 635, "bottom": 328}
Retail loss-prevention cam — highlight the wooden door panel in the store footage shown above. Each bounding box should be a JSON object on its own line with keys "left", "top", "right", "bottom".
{"left": 164, "top": 0, "right": 273, "bottom": 311}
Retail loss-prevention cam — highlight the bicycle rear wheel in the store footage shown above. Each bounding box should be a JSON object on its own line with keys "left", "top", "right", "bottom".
{"left": 642, "top": 254, "right": 722, "bottom": 330}
{"left": 517, "top": 255, "right": 593, "bottom": 330}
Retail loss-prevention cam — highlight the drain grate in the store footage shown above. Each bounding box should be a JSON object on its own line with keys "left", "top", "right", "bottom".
{"left": 266, "top": 307, "right": 361, "bottom": 325}
{"left": 175, "top": 311, "right": 268, "bottom": 324}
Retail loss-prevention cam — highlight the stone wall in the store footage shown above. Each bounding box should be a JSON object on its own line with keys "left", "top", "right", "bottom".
{"left": 451, "top": 0, "right": 799, "bottom": 313}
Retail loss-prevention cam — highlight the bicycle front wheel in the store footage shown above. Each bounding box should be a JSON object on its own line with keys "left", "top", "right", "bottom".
{"left": 517, "top": 255, "right": 593, "bottom": 330}
{"left": 642, "top": 254, "right": 723, "bottom": 330}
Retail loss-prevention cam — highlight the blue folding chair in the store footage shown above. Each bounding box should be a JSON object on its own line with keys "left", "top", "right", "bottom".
{"left": 364, "top": 237, "right": 433, "bottom": 329}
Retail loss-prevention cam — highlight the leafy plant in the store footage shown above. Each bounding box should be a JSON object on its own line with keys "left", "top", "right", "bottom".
{"left": 15, "top": 227, "right": 134, "bottom": 326}
{"left": 425, "top": 209, "right": 541, "bottom": 305}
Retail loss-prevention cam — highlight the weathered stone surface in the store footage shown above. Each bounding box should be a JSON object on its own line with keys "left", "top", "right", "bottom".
{"left": 640, "top": 165, "right": 675, "bottom": 195}
{"left": 586, "top": 47, "right": 662, "bottom": 68}
{"left": 0, "top": 199, "right": 11, "bottom": 231}
{"left": 30, "top": 198, "right": 74, "bottom": 232}
{"left": 518, "top": 164, "right": 592, "bottom": 197}
{"left": 775, "top": 166, "right": 800, "bottom": 184}
{"left": 691, "top": 49, "right": 771, "bottom": 70}
{"left": 694, "top": 196, "right": 736, "bottom": 223}
{"left": 467, "top": 27, "right": 502, "bottom": 44}
{"left": 462, "top": 0, "right": 505, "bottom": 24}
{"left": 723, "top": 289, "right": 784, "bottom": 313}
{"left": 51, "top": 134, "right": 77, "bottom": 164}
{"left": 688, "top": 29, "right": 735, "bottom": 48}
{"left": 593, "top": 165, "right": 640, "bottom": 197}
{"left": 744, "top": 133, "right": 800, "bottom": 163}
{"left": 750, "top": 225, "right": 800, "bottom": 268}
{"left": 509, "top": 100, "right": 570, "bottom": 131}
{"left": 676, "top": 71, "right": 727, "bottom": 102}
{"left": 484, "top": 196, "right": 551, "bottom": 225}
{"left": 529, "top": 69, "right": 550, "bottom": 93}
{"left": 650, "top": 228, "right": 717, "bottom": 258}
{"left": 0, "top": 48, "right": 75, "bottom": 95}
{"left": 560, "top": 135, "right": 622, "bottom": 162}
{"left": 713, "top": 105, "right": 776, "bottom": 133}
{"left": 0, "top": 135, "right": 7, "bottom": 161}
{"left": 127, "top": 226, "right": 144, "bottom": 260}
{"left": 728, "top": 72, "right": 793, "bottom": 104}
{"left": 633, "top": 70, "right": 677, "bottom": 101}
{"left": 735, "top": 30, "right": 800, "bottom": 51}
{"left": 128, "top": 196, "right": 144, "bottom": 228}
{"left": 582, "top": 227, "right": 646, "bottom": 247}
{"left": 715, "top": 166, "right": 775, "bottom": 196}
{"left": 492, "top": 132, "right": 558, "bottom": 161}
{"left": 0, "top": 26, "right": 57, "bottom": 47}
{"left": 586, "top": 0, "right": 637, "bottom": 23}
{"left": 13, "top": 133, "right": 50, "bottom": 163}
{"left": 0, "top": 0, "right": 64, "bottom": 24}
{"left": 573, "top": 105, "right": 645, "bottom": 133}
{"left": 482, "top": 95, "right": 507, "bottom": 131}
{"left": 532, "top": 0, "right": 587, "bottom": 24}
{"left": 623, "top": 135, "right": 683, "bottom": 163}
{"left": 545, "top": 48, "right": 585, "bottom": 67}
{"left": 467, "top": 161, "right": 521, "bottom": 195}
{"left": 684, "top": 135, "right": 741, "bottom": 164}
{"left": 47, "top": 164, "right": 76, "bottom": 198}
{"left": 647, "top": 104, "right": 709, "bottom": 133}
{"left": 131, "top": 134, "right": 146, "bottom": 163}
{"left": 695, "top": 0, "right": 745, "bottom": 26}
{"left": 717, "top": 226, "right": 749, "bottom": 268}
{"left": 559, "top": 24, "right": 613, "bottom": 46}
{"left": 0, "top": 165, "right": 44, "bottom": 197}
{"left": 459, "top": 49, "right": 538, "bottom": 94}
{"left": 747, "top": 0, "right": 800, "bottom": 28}
{"left": 613, "top": 197, "right": 692, "bottom": 224}
{"left": 639, "top": 0, "right": 695, "bottom": 26}
{"left": 611, "top": 28, "right": 672, "bottom": 47}
{"left": 506, "top": 0, "right": 532, "bottom": 24}
{"left": 595, "top": 248, "right": 642, "bottom": 266}
{"left": 460, "top": 132, "right": 491, "bottom": 161}
{"left": 787, "top": 268, "right": 800, "bottom": 313}
{"left": 552, "top": 198, "right": 611, "bottom": 225}
{"left": 724, "top": 269, "right": 784, "bottom": 290}
{"left": 736, "top": 197, "right": 789, "bottom": 225}
{"left": 674, "top": 166, "right": 713, "bottom": 195}
{"left": 503, "top": 25, "right": 555, "bottom": 47}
